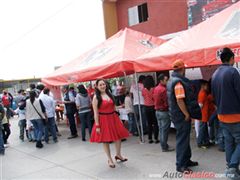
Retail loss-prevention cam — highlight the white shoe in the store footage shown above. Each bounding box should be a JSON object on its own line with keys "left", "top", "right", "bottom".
{"left": 4, "top": 144, "right": 9, "bottom": 148}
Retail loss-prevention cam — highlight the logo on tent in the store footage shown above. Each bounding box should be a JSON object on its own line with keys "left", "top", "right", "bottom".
{"left": 67, "top": 75, "right": 78, "bottom": 82}
{"left": 217, "top": 10, "right": 240, "bottom": 39}
{"left": 139, "top": 40, "right": 156, "bottom": 49}
{"left": 82, "top": 46, "right": 113, "bottom": 67}
{"left": 216, "top": 47, "right": 240, "bottom": 60}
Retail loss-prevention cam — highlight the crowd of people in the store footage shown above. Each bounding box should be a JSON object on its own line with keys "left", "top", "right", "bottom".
{"left": 0, "top": 84, "right": 61, "bottom": 150}
{"left": 0, "top": 47, "right": 239, "bottom": 179}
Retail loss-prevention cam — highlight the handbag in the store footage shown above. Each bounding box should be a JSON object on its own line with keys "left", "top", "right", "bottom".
{"left": 31, "top": 101, "right": 46, "bottom": 125}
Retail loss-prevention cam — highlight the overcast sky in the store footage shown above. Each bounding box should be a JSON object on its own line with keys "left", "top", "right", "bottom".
{"left": 0, "top": 0, "right": 105, "bottom": 80}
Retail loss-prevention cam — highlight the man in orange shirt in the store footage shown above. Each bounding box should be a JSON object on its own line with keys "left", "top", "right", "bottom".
{"left": 167, "top": 59, "right": 201, "bottom": 173}
{"left": 212, "top": 47, "right": 240, "bottom": 179}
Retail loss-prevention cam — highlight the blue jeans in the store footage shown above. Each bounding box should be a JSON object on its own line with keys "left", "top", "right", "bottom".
{"left": 31, "top": 119, "right": 44, "bottom": 141}
{"left": 79, "top": 111, "right": 92, "bottom": 140}
{"left": 209, "top": 111, "right": 218, "bottom": 142}
{"left": 134, "top": 105, "right": 147, "bottom": 134}
{"left": 197, "top": 121, "right": 209, "bottom": 145}
{"left": 220, "top": 122, "right": 240, "bottom": 169}
{"left": 217, "top": 123, "right": 225, "bottom": 150}
{"left": 28, "top": 129, "right": 36, "bottom": 141}
{"left": 175, "top": 120, "right": 192, "bottom": 169}
{"left": 18, "top": 119, "right": 26, "bottom": 140}
{"left": 44, "top": 117, "right": 57, "bottom": 142}
{"left": 128, "top": 113, "right": 136, "bottom": 134}
{"left": 209, "top": 112, "right": 224, "bottom": 149}
{"left": 156, "top": 111, "right": 171, "bottom": 150}
{"left": 0, "top": 122, "right": 4, "bottom": 154}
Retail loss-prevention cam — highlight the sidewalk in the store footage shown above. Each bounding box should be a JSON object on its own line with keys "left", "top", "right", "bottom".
{"left": 1, "top": 117, "right": 227, "bottom": 180}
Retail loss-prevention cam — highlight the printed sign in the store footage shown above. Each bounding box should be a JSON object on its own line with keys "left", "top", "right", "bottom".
{"left": 216, "top": 47, "right": 240, "bottom": 60}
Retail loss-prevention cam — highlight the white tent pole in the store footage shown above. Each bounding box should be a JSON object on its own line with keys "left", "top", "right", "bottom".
{"left": 134, "top": 72, "right": 145, "bottom": 143}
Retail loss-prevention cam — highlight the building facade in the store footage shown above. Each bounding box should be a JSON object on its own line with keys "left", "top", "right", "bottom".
{"left": 103, "top": 0, "right": 188, "bottom": 38}
{"left": 102, "top": 0, "right": 239, "bottom": 38}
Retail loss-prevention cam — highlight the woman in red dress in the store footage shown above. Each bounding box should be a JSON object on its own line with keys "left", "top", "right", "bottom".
{"left": 90, "top": 79, "right": 129, "bottom": 168}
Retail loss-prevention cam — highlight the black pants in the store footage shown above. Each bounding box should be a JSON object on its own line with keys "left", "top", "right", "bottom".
{"left": 79, "top": 111, "right": 92, "bottom": 140}
{"left": 66, "top": 113, "right": 77, "bottom": 136}
{"left": 145, "top": 106, "right": 159, "bottom": 140}
{"left": 55, "top": 124, "right": 59, "bottom": 132}
{"left": 2, "top": 123, "right": 11, "bottom": 144}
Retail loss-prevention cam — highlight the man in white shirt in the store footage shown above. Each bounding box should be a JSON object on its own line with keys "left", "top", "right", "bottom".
{"left": 40, "top": 88, "right": 58, "bottom": 143}
{"left": 130, "top": 75, "right": 147, "bottom": 135}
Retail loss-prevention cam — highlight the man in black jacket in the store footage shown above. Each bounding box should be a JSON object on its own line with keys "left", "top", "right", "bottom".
{"left": 62, "top": 85, "right": 78, "bottom": 139}
{"left": 167, "top": 59, "right": 201, "bottom": 174}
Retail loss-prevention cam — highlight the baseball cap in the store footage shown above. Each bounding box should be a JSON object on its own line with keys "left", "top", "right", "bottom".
{"left": 172, "top": 59, "right": 187, "bottom": 69}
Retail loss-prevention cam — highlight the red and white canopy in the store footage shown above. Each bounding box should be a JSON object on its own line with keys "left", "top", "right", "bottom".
{"left": 42, "top": 28, "right": 165, "bottom": 85}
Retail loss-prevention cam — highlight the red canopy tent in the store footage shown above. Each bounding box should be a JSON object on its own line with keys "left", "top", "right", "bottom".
{"left": 133, "top": 1, "right": 240, "bottom": 72}
{"left": 42, "top": 28, "right": 165, "bottom": 86}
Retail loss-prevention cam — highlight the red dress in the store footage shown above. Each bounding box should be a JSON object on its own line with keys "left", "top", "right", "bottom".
{"left": 90, "top": 99, "right": 129, "bottom": 143}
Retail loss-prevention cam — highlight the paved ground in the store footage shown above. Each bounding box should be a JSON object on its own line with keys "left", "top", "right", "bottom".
{"left": 1, "top": 117, "right": 227, "bottom": 180}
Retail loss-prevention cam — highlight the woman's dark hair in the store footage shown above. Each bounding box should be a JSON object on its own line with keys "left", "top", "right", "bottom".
{"left": 18, "top": 89, "right": 24, "bottom": 94}
{"left": 200, "top": 79, "right": 208, "bottom": 86}
{"left": 29, "top": 90, "right": 36, "bottom": 104}
{"left": 77, "top": 84, "right": 87, "bottom": 94}
{"left": 158, "top": 73, "right": 165, "bottom": 82}
{"left": 138, "top": 75, "right": 146, "bottom": 83}
{"left": 29, "top": 84, "right": 36, "bottom": 90}
{"left": 143, "top": 75, "right": 155, "bottom": 90}
{"left": 95, "top": 79, "right": 115, "bottom": 108}
{"left": 43, "top": 88, "right": 50, "bottom": 95}
{"left": 36, "top": 84, "right": 45, "bottom": 91}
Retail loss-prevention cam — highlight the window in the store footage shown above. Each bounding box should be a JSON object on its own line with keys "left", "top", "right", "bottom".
{"left": 128, "top": 3, "right": 148, "bottom": 26}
